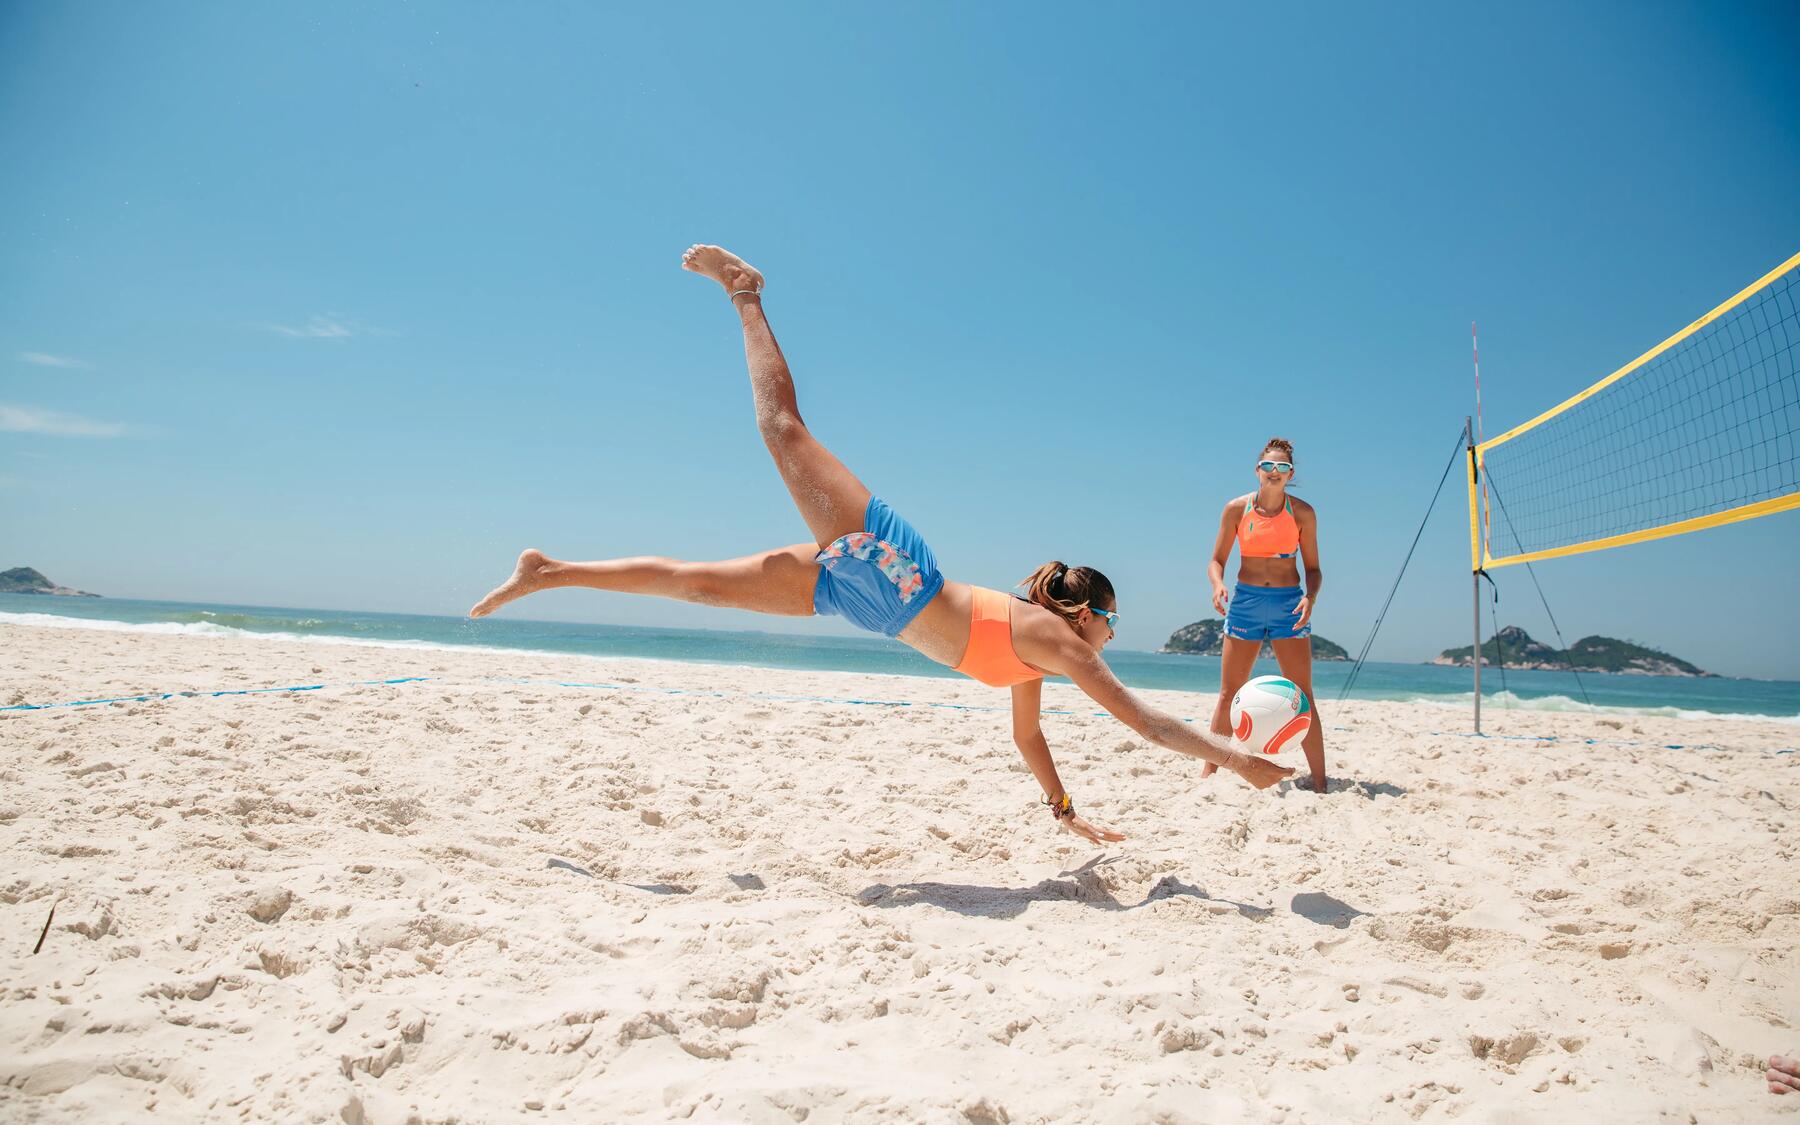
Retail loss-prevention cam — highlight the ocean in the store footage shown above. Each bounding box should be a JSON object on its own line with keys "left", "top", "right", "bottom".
{"left": 4, "top": 593, "right": 1797, "bottom": 723}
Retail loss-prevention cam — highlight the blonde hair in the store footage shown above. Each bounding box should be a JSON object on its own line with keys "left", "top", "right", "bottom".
{"left": 1022, "top": 561, "right": 1116, "bottom": 628}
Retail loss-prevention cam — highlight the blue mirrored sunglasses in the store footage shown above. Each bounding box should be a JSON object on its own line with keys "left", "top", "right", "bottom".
{"left": 1257, "top": 460, "right": 1294, "bottom": 474}
{"left": 1090, "top": 606, "right": 1119, "bottom": 629}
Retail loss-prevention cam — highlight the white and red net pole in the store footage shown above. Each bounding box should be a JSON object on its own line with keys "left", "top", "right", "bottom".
{"left": 1472, "top": 322, "right": 1490, "bottom": 562}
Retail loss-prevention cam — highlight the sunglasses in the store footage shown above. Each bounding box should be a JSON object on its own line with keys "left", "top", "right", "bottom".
{"left": 1257, "top": 460, "right": 1294, "bottom": 474}
{"left": 1090, "top": 606, "right": 1119, "bottom": 629}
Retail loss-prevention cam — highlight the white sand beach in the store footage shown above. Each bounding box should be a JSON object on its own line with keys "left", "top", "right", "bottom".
{"left": 2, "top": 619, "right": 1797, "bottom": 1122}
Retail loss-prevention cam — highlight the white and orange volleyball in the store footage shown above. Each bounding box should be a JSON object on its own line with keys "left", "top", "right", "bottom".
{"left": 1229, "top": 675, "right": 1312, "bottom": 755}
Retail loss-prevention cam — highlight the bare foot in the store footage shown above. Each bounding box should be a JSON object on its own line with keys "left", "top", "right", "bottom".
{"left": 1771, "top": 1055, "right": 1800, "bottom": 1095}
{"left": 1236, "top": 755, "right": 1295, "bottom": 790}
{"left": 681, "top": 244, "right": 764, "bottom": 296}
{"left": 469, "top": 549, "right": 553, "bottom": 618}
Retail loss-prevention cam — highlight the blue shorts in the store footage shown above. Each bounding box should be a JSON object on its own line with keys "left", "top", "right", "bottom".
{"left": 1225, "top": 583, "right": 1310, "bottom": 641}
{"left": 812, "top": 496, "right": 945, "bottom": 637}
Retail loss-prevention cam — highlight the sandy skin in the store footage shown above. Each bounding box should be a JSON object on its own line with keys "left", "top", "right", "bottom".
{"left": 470, "top": 549, "right": 551, "bottom": 619}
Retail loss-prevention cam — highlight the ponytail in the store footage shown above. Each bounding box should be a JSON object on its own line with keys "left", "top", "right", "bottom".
{"left": 1023, "top": 560, "right": 1116, "bottom": 629}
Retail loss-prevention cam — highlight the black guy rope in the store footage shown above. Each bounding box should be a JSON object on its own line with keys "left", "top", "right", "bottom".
{"left": 1339, "top": 423, "right": 1472, "bottom": 702}
{"left": 1479, "top": 469, "right": 1596, "bottom": 709}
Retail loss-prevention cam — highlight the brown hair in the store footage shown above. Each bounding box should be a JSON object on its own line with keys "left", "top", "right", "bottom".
{"left": 1023, "top": 561, "right": 1116, "bottom": 629}
{"left": 1262, "top": 437, "right": 1296, "bottom": 484}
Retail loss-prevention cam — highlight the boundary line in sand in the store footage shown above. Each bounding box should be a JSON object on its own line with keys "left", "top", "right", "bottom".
{"left": 1, "top": 677, "right": 430, "bottom": 711}
{"left": 7, "top": 674, "right": 1789, "bottom": 754}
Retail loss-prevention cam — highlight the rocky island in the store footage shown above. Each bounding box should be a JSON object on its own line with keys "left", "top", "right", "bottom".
{"left": 1162, "top": 618, "right": 1349, "bottom": 661}
{"left": 1433, "top": 625, "right": 1711, "bottom": 677}
{"left": 0, "top": 567, "right": 99, "bottom": 597}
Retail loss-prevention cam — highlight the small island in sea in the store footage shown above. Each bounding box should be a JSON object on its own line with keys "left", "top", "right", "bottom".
{"left": 1432, "top": 625, "right": 1712, "bottom": 677}
{"left": 1162, "top": 618, "right": 1349, "bottom": 661}
{"left": 0, "top": 566, "right": 100, "bottom": 597}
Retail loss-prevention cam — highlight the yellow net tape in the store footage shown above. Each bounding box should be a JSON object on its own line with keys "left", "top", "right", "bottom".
{"left": 1473, "top": 252, "right": 1800, "bottom": 570}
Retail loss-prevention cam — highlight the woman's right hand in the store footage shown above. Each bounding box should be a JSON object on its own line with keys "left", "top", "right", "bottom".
{"left": 1211, "top": 585, "right": 1230, "bottom": 615}
{"left": 1233, "top": 753, "right": 1293, "bottom": 790}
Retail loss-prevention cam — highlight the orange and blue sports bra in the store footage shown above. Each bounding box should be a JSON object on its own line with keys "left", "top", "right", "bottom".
{"left": 1237, "top": 495, "right": 1299, "bottom": 559}
{"left": 954, "top": 586, "right": 1045, "bottom": 688}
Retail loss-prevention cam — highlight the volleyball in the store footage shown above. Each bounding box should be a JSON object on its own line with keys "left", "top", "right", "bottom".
{"left": 1229, "top": 675, "right": 1312, "bottom": 755}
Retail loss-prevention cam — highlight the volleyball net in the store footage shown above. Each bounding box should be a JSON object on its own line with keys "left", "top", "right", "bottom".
{"left": 1472, "top": 251, "right": 1800, "bottom": 570}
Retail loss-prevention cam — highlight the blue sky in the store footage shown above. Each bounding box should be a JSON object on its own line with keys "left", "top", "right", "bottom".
{"left": 4, "top": 2, "right": 1798, "bottom": 678}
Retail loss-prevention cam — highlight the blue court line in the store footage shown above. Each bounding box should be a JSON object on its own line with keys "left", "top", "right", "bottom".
{"left": 1430, "top": 729, "right": 1730, "bottom": 751}
{"left": 3, "top": 673, "right": 1106, "bottom": 722}
{"left": 1, "top": 677, "right": 428, "bottom": 712}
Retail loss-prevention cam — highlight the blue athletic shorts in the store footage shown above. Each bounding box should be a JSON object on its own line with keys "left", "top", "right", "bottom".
{"left": 812, "top": 496, "right": 945, "bottom": 637}
{"left": 1224, "top": 583, "right": 1310, "bottom": 641}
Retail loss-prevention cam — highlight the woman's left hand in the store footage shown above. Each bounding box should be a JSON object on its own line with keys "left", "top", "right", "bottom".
{"left": 1061, "top": 813, "right": 1127, "bottom": 845}
{"left": 1292, "top": 596, "right": 1313, "bottom": 629}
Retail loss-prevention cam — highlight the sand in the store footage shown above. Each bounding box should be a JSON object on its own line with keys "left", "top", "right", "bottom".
{"left": 2, "top": 619, "right": 1797, "bottom": 1122}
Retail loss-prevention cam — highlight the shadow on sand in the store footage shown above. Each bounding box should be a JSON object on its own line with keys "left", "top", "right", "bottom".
{"left": 1288, "top": 890, "right": 1367, "bottom": 928}
{"left": 546, "top": 857, "right": 693, "bottom": 895}
{"left": 857, "top": 861, "right": 1278, "bottom": 921}
{"left": 859, "top": 853, "right": 1372, "bottom": 926}
{"left": 1282, "top": 776, "right": 1408, "bottom": 798}
{"left": 551, "top": 860, "right": 1368, "bottom": 926}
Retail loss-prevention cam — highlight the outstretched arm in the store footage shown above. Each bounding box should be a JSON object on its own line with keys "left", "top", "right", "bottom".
{"left": 1010, "top": 680, "right": 1125, "bottom": 845}
{"left": 1056, "top": 644, "right": 1293, "bottom": 790}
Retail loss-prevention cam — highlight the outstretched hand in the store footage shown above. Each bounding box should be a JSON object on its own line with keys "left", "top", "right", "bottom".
{"left": 1061, "top": 813, "right": 1126, "bottom": 845}
{"left": 1771, "top": 1055, "right": 1800, "bottom": 1095}
{"left": 1235, "top": 754, "right": 1295, "bottom": 790}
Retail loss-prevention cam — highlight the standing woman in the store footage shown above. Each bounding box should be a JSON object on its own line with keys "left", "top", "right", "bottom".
{"left": 1203, "top": 440, "right": 1327, "bottom": 791}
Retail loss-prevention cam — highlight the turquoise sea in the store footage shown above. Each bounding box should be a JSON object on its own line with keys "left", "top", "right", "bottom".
{"left": 4, "top": 593, "right": 1797, "bottom": 723}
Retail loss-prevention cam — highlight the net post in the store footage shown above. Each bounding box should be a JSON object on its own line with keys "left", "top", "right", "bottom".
{"left": 1472, "top": 572, "right": 1482, "bottom": 735}
{"left": 1465, "top": 416, "right": 1482, "bottom": 735}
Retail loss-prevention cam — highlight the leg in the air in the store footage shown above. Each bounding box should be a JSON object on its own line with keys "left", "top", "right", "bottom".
{"left": 683, "top": 244, "right": 873, "bottom": 548}
{"left": 470, "top": 544, "right": 819, "bottom": 618}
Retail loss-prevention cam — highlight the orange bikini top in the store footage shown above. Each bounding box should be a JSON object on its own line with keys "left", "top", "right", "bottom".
{"left": 1237, "top": 495, "right": 1299, "bottom": 559}
{"left": 954, "top": 586, "right": 1045, "bottom": 688}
